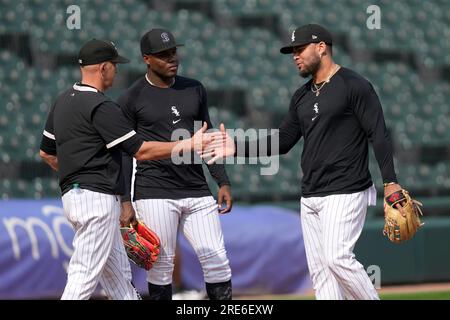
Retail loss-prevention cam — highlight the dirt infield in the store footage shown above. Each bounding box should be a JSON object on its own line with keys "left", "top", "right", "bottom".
{"left": 378, "top": 282, "right": 450, "bottom": 294}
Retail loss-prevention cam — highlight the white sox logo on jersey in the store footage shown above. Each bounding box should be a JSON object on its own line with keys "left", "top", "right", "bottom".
{"left": 312, "top": 103, "right": 319, "bottom": 121}
{"left": 171, "top": 106, "right": 181, "bottom": 124}
{"left": 171, "top": 106, "right": 180, "bottom": 117}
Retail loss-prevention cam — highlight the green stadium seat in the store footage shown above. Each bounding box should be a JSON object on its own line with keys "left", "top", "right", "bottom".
{"left": 31, "top": 177, "right": 59, "bottom": 199}
{"left": 215, "top": 0, "right": 283, "bottom": 16}
{"left": 0, "top": 0, "right": 448, "bottom": 200}
{"left": 0, "top": 1, "right": 34, "bottom": 33}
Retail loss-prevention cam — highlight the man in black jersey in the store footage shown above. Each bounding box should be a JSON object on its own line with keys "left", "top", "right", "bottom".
{"left": 202, "top": 24, "right": 405, "bottom": 300}
{"left": 118, "top": 29, "right": 233, "bottom": 300}
{"left": 39, "top": 39, "right": 215, "bottom": 300}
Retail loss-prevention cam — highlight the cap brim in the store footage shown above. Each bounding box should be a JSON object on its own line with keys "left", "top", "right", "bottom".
{"left": 111, "top": 55, "right": 130, "bottom": 64}
{"left": 280, "top": 40, "right": 332, "bottom": 54}
{"left": 280, "top": 40, "right": 314, "bottom": 54}
{"left": 149, "top": 43, "right": 184, "bottom": 54}
{"left": 280, "top": 45, "right": 295, "bottom": 54}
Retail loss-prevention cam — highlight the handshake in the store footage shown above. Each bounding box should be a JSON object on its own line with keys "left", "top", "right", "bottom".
{"left": 180, "top": 122, "right": 235, "bottom": 164}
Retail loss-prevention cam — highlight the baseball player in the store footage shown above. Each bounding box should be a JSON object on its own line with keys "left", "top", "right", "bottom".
{"left": 118, "top": 28, "right": 233, "bottom": 300}
{"left": 202, "top": 24, "right": 403, "bottom": 300}
{"left": 39, "top": 39, "right": 215, "bottom": 300}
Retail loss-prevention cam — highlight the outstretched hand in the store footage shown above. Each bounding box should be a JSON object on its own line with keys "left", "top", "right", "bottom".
{"left": 200, "top": 123, "right": 236, "bottom": 164}
{"left": 191, "top": 122, "right": 227, "bottom": 153}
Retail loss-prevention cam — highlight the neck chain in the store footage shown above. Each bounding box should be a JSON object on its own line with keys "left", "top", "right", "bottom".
{"left": 311, "top": 64, "right": 340, "bottom": 96}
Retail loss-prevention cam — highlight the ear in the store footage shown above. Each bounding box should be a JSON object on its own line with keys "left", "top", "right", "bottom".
{"left": 102, "top": 61, "right": 109, "bottom": 71}
{"left": 143, "top": 55, "right": 151, "bottom": 66}
{"left": 317, "top": 42, "right": 327, "bottom": 57}
{"left": 99, "top": 62, "right": 107, "bottom": 73}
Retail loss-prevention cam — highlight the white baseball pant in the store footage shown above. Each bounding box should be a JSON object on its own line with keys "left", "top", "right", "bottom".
{"left": 61, "top": 188, "right": 140, "bottom": 300}
{"left": 135, "top": 196, "right": 231, "bottom": 285}
{"left": 300, "top": 185, "right": 379, "bottom": 300}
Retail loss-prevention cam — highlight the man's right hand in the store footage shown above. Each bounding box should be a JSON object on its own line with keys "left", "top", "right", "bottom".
{"left": 191, "top": 122, "right": 227, "bottom": 153}
{"left": 120, "top": 201, "right": 138, "bottom": 228}
{"left": 200, "top": 123, "right": 236, "bottom": 164}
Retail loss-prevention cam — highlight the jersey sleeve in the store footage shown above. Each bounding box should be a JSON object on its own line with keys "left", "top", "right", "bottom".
{"left": 117, "top": 90, "right": 139, "bottom": 201}
{"left": 92, "top": 101, "right": 143, "bottom": 156}
{"left": 236, "top": 90, "right": 303, "bottom": 157}
{"left": 40, "top": 102, "right": 57, "bottom": 155}
{"left": 350, "top": 80, "right": 397, "bottom": 183}
{"left": 117, "top": 90, "right": 137, "bottom": 128}
{"left": 276, "top": 92, "right": 304, "bottom": 154}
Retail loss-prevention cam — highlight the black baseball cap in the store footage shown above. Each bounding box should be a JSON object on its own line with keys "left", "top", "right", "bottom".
{"left": 280, "top": 24, "right": 333, "bottom": 54}
{"left": 78, "top": 39, "right": 129, "bottom": 66}
{"left": 140, "top": 28, "right": 184, "bottom": 55}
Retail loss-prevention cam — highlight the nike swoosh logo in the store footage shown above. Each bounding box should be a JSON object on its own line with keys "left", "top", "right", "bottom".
{"left": 172, "top": 119, "right": 181, "bottom": 124}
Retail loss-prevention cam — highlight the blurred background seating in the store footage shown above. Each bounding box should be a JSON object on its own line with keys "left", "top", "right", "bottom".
{"left": 0, "top": 0, "right": 449, "bottom": 218}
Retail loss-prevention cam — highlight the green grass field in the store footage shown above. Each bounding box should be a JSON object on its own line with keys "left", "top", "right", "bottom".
{"left": 241, "top": 290, "right": 450, "bottom": 300}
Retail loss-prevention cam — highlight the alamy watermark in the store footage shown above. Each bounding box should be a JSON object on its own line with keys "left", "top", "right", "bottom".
{"left": 366, "top": 5, "right": 381, "bottom": 30}
{"left": 367, "top": 264, "right": 381, "bottom": 289}
{"left": 170, "top": 121, "right": 280, "bottom": 176}
{"left": 66, "top": 4, "right": 381, "bottom": 31}
{"left": 66, "top": 5, "right": 81, "bottom": 30}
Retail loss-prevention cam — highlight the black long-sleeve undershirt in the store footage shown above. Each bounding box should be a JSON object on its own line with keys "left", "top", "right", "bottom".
{"left": 236, "top": 67, "right": 397, "bottom": 197}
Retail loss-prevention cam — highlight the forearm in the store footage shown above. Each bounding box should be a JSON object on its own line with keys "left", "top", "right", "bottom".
{"left": 121, "top": 200, "right": 133, "bottom": 211}
{"left": 46, "top": 157, "right": 59, "bottom": 171}
{"left": 134, "top": 139, "right": 192, "bottom": 161}
{"left": 372, "top": 133, "right": 397, "bottom": 183}
{"left": 352, "top": 81, "right": 397, "bottom": 183}
{"left": 39, "top": 150, "right": 58, "bottom": 171}
{"left": 235, "top": 107, "right": 302, "bottom": 158}
{"left": 235, "top": 131, "right": 297, "bottom": 157}
{"left": 235, "top": 136, "right": 274, "bottom": 157}
{"left": 207, "top": 163, "right": 230, "bottom": 186}
{"left": 121, "top": 152, "right": 133, "bottom": 202}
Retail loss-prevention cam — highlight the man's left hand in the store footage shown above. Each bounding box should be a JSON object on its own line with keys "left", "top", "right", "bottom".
{"left": 217, "top": 185, "right": 233, "bottom": 214}
{"left": 384, "top": 183, "right": 404, "bottom": 216}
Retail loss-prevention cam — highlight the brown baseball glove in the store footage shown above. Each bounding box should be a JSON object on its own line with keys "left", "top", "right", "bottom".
{"left": 121, "top": 221, "right": 160, "bottom": 270}
{"left": 383, "top": 189, "right": 424, "bottom": 243}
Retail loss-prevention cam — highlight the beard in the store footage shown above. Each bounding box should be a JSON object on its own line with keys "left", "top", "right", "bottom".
{"left": 299, "top": 55, "right": 321, "bottom": 78}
